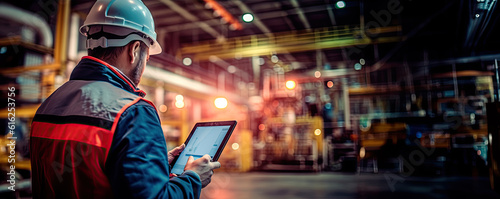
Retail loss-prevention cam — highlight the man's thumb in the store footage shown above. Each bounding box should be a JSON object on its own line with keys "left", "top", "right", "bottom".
{"left": 173, "top": 144, "right": 185, "bottom": 153}
{"left": 187, "top": 156, "right": 194, "bottom": 164}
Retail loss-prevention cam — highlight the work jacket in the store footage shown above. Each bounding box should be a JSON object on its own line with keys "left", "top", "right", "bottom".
{"left": 30, "top": 56, "right": 202, "bottom": 199}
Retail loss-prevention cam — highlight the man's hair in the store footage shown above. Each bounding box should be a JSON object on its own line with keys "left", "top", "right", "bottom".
{"left": 88, "top": 41, "right": 147, "bottom": 64}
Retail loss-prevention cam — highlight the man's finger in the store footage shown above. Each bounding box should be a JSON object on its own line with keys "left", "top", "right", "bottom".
{"left": 211, "top": 161, "right": 221, "bottom": 169}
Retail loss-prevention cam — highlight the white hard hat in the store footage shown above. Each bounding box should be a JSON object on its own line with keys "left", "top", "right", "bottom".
{"left": 80, "top": 0, "right": 162, "bottom": 55}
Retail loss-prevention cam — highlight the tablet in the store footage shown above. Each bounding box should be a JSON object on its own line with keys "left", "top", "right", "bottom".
{"left": 170, "top": 120, "right": 237, "bottom": 175}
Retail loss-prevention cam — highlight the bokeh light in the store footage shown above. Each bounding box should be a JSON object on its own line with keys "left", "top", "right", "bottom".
{"left": 159, "top": 104, "right": 168, "bottom": 112}
{"left": 285, "top": 80, "right": 296, "bottom": 90}
{"left": 182, "top": 57, "right": 192, "bottom": 66}
{"left": 335, "top": 1, "right": 346, "bottom": 9}
{"left": 242, "top": 13, "right": 254, "bottom": 22}
{"left": 214, "top": 97, "right": 228, "bottom": 109}
{"left": 232, "top": 143, "right": 240, "bottom": 150}
{"left": 314, "top": 129, "right": 321, "bottom": 136}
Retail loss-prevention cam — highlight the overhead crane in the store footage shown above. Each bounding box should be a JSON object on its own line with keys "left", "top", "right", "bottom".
{"left": 181, "top": 25, "right": 403, "bottom": 60}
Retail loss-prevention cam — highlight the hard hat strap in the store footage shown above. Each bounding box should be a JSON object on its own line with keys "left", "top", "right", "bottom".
{"left": 86, "top": 33, "right": 151, "bottom": 50}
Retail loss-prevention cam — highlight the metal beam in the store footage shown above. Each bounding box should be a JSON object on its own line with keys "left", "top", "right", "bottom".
{"left": 158, "top": 0, "right": 223, "bottom": 39}
{"left": 161, "top": 19, "right": 220, "bottom": 32}
{"left": 326, "top": 5, "right": 337, "bottom": 26}
{"left": 290, "top": 0, "right": 311, "bottom": 30}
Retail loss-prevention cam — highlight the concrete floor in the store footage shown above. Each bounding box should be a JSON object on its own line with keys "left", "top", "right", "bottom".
{"left": 200, "top": 172, "right": 500, "bottom": 199}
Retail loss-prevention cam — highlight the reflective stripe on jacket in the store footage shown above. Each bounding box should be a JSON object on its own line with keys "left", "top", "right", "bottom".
{"left": 30, "top": 56, "right": 202, "bottom": 199}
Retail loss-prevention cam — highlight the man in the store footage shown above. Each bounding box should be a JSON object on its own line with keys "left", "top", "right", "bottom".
{"left": 29, "top": 0, "right": 220, "bottom": 198}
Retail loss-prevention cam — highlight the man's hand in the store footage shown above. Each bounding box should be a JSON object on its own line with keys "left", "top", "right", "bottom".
{"left": 168, "top": 144, "right": 185, "bottom": 165}
{"left": 184, "top": 154, "right": 221, "bottom": 188}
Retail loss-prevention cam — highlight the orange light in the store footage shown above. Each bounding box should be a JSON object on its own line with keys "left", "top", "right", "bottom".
{"left": 159, "top": 105, "right": 168, "bottom": 112}
{"left": 204, "top": 0, "right": 243, "bottom": 30}
{"left": 327, "top": 81, "right": 334, "bottom": 88}
{"left": 360, "top": 147, "right": 366, "bottom": 158}
{"left": 258, "top": 124, "right": 266, "bottom": 131}
{"left": 285, "top": 80, "right": 296, "bottom": 90}
{"left": 314, "top": 129, "right": 321, "bottom": 136}
{"left": 350, "top": 134, "right": 358, "bottom": 141}
{"left": 214, "top": 97, "right": 228, "bottom": 109}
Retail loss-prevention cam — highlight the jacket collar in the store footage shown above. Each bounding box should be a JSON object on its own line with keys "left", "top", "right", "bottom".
{"left": 70, "top": 56, "right": 146, "bottom": 97}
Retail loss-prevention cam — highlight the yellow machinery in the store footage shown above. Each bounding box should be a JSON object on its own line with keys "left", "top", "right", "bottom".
{"left": 255, "top": 116, "right": 323, "bottom": 171}
{"left": 358, "top": 122, "right": 407, "bottom": 173}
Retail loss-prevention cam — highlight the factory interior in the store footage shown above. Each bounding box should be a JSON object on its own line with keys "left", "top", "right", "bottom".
{"left": 1, "top": 0, "right": 500, "bottom": 198}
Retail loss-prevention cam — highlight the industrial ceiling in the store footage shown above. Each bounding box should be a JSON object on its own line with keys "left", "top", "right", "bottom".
{"left": 2, "top": 0, "right": 500, "bottom": 94}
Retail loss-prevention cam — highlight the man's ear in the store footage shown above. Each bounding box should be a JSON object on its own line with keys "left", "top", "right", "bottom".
{"left": 128, "top": 41, "right": 141, "bottom": 64}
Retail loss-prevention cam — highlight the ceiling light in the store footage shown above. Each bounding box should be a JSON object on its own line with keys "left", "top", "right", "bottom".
{"left": 242, "top": 13, "right": 254, "bottom": 23}
{"left": 182, "top": 57, "right": 192, "bottom": 66}
{"left": 335, "top": 1, "right": 346, "bottom": 9}
{"left": 314, "top": 71, "right": 321, "bottom": 78}
{"left": 354, "top": 63, "right": 362, "bottom": 70}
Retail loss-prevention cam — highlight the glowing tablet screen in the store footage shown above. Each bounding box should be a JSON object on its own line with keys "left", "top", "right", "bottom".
{"left": 171, "top": 121, "right": 236, "bottom": 175}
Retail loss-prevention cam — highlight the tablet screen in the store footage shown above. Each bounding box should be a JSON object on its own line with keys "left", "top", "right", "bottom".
{"left": 171, "top": 123, "right": 234, "bottom": 175}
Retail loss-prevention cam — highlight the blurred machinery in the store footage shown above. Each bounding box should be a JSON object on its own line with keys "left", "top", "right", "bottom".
{"left": 0, "top": 2, "right": 499, "bottom": 197}
{"left": 349, "top": 65, "right": 494, "bottom": 176}
{"left": 250, "top": 67, "right": 325, "bottom": 172}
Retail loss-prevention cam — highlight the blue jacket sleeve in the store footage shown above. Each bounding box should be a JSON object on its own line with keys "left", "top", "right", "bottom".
{"left": 105, "top": 100, "right": 202, "bottom": 199}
